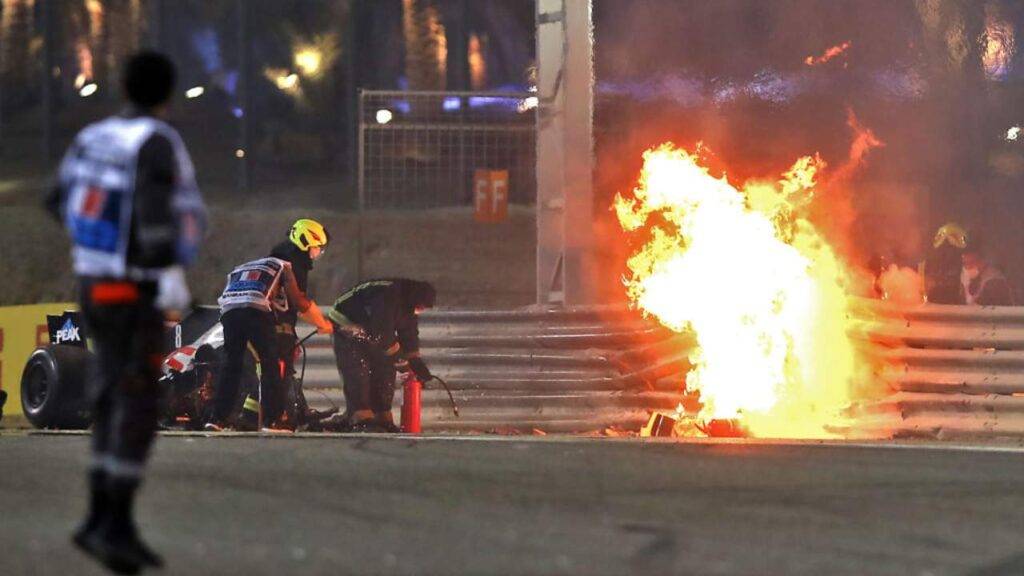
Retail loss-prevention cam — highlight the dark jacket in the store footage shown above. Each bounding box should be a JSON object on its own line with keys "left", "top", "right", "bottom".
{"left": 328, "top": 279, "right": 436, "bottom": 379}
{"left": 924, "top": 244, "right": 963, "bottom": 305}
{"left": 269, "top": 240, "right": 313, "bottom": 326}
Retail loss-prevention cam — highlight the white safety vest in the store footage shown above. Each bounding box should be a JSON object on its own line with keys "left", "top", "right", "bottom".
{"left": 217, "top": 257, "right": 291, "bottom": 313}
{"left": 57, "top": 115, "right": 205, "bottom": 280}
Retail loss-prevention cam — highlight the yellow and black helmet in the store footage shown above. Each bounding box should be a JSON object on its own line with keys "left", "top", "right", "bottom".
{"left": 289, "top": 219, "right": 329, "bottom": 252}
{"left": 932, "top": 222, "right": 967, "bottom": 250}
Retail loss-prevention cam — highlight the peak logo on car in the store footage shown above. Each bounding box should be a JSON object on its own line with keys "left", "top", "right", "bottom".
{"left": 56, "top": 318, "right": 81, "bottom": 344}
{"left": 46, "top": 311, "right": 87, "bottom": 348}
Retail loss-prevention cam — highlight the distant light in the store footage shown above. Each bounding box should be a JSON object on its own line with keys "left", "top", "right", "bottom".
{"left": 52, "top": 66, "right": 61, "bottom": 78}
{"left": 375, "top": 109, "right": 393, "bottom": 125}
{"left": 74, "top": 74, "right": 88, "bottom": 90}
{"left": 442, "top": 97, "right": 461, "bottom": 111}
{"left": 79, "top": 83, "right": 98, "bottom": 97}
{"left": 232, "top": 107, "right": 244, "bottom": 119}
{"left": 1008, "top": 126, "right": 1021, "bottom": 141}
{"left": 518, "top": 96, "right": 539, "bottom": 113}
{"left": 235, "top": 149, "right": 246, "bottom": 158}
{"left": 276, "top": 73, "right": 299, "bottom": 91}
{"left": 185, "top": 86, "right": 205, "bottom": 99}
{"left": 294, "top": 48, "right": 322, "bottom": 77}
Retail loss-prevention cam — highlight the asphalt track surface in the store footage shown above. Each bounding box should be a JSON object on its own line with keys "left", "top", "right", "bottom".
{"left": 2, "top": 433, "right": 1024, "bottom": 576}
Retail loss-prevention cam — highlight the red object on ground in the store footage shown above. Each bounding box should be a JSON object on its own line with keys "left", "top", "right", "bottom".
{"left": 703, "top": 418, "right": 748, "bottom": 438}
{"left": 401, "top": 376, "right": 422, "bottom": 433}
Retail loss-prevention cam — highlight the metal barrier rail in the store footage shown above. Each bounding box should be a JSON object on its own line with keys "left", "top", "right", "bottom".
{"left": 297, "top": 299, "right": 1024, "bottom": 438}
{"left": 854, "top": 297, "right": 1024, "bottom": 439}
{"left": 300, "top": 306, "right": 689, "bottom": 433}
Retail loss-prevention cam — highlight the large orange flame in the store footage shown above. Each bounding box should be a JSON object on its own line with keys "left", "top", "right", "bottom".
{"left": 616, "top": 144, "right": 859, "bottom": 438}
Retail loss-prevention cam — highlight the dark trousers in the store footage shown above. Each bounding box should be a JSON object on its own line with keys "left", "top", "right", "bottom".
{"left": 79, "top": 279, "right": 163, "bottom": 480}
{"left": 212, "top": 307, "right": 283, "bottom": 423}
{"left": 275, "top": 324, "right": 298, "bottom": 383}
{"left": 332, "top": 332, "right": 396, "bottom": 414}
{"left": 275, "top": 325, "right": 315, "bottom": 419}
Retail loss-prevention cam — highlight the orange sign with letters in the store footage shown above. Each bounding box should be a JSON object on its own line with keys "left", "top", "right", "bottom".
{"left": 474, "top": 169, "right": 509, "bottom": 223}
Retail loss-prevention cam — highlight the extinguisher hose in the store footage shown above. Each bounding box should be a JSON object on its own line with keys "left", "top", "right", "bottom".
{"left": 433, "top": 376, "right": 459, "bottom": 417}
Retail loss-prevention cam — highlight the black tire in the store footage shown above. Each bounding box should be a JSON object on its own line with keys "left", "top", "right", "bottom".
{"left": 20, "top": 345, "right": 93, "bottom": 429}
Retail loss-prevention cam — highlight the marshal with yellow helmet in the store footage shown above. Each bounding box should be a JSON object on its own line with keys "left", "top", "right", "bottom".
{"left": 289, "top": 218, "right": 330, "bottom": 254}
{"left": 922, "top": 222, "right": 969, "bottom": 304}
{"left": 204, "top": 218, "right": 336, "bottom": 432}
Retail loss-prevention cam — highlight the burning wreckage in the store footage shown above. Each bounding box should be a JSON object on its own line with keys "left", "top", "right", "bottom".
{"left": 617, "top": 139, "right": 884, "bottom": 440}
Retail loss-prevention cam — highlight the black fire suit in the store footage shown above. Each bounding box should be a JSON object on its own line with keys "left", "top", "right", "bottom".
{"left": 328, "top": 280, "right": 435, "bottom": 424}
{"left": 924, "top": 243, "right": 963, "bottom": 304}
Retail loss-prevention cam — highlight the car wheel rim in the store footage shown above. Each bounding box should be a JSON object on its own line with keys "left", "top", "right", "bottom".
{"left": 26, "top": 365, "right": 49, "bottom": 410}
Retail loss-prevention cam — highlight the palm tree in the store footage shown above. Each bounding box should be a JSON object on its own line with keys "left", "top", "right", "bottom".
{"left": 402, "top": 0, "right": 445, "bottom": 92}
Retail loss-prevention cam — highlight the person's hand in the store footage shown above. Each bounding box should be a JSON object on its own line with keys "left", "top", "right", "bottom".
{"left": 156, "top": 266, "right": 192, "bottom": 315}
{"left": 408, "top": 357, "right": 432, "bottom": 383}
{"left": 394, "top": 358, "right": 411, "bottom": 373}
{"left": 316, "top": 322, "right": 334, "bottom": 335}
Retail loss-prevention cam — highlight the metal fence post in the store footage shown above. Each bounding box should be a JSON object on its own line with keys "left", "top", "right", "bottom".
{"left": 236, "top": 0, "right": 250, "bottom": 193}
{"left": 0, "top": 1, "right": 5, "bottom": 158}
{"left": 41, "top": 0, "right": 55, "bottom": 159}
{"left": 148, "top": 0, "right": 163, "bottom": 50}
{"left": 356, "top": 88, "right": 366, "bottom": 281}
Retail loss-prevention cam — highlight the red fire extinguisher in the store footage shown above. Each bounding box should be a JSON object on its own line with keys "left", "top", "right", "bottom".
{"left": 401, "top": 375, "right": 422, "bottom": 433}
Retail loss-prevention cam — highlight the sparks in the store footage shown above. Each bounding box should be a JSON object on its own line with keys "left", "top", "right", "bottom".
{"left": 805, "top": 41, "right": 852, "bottom": 66}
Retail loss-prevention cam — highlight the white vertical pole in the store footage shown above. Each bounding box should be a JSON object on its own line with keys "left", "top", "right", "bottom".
{"left": 535, "top": 0, "right": 595, "bottom": 305}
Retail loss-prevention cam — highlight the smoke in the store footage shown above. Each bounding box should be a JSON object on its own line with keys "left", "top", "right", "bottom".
{"left": 804, "top": 107, "right": 886, "bottom": 268}
{"left": 877, "top": 264, "right": 925, "bottom": 304}
{"left": 594, "top": 0, "right": 1024, "bottom": 301}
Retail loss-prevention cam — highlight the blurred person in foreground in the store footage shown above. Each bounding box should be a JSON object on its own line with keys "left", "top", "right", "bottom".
{"left": 961, "top": 235, "right": 1015, "bottom": 306}
{"left": 46, "top": 51, "right": 207, "bottom": 573}
{"left": 327, "top": 279, "right": 437, "bottom": 432}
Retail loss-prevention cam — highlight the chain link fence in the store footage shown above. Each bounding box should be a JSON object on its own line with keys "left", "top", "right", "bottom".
{"left": 358, "top": 90, "right": 536, "bottom": 209}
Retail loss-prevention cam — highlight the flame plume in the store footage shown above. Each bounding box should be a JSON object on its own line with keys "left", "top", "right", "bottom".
{"left": 616, "top": 145, "right": 859, "bottom": 438}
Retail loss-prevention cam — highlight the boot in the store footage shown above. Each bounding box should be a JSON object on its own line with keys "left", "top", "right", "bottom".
{"left": 73, "top": 474, "right": 149, "bottom": 575}
{"left": 72, "top": 468, "right": 107, "bottom": 546}
{"left": 235, "top": 407, "right": 259, "bottom": 432}
{"left": 373, "top": 411, "right": 401, "bottom": 433}
{"left": 85, "top": 476, "right": 164, "bottom": 571}
{"left": 349, "top": 409, "right": 384, "bottom": 433}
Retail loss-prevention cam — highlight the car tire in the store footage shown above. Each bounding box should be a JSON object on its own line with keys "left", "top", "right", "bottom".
{"left": 20, "top": 345, "right": 93, "bottom": 429}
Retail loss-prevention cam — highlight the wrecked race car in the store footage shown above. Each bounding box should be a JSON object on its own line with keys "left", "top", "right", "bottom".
{"left": 18, "top": 307, "right": 327, "bottom": 430}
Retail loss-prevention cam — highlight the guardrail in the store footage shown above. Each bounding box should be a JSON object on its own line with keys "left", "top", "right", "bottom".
{"left": 296, "top": 299, "right": 1024, "bottom": 439}
{"left": 13, "top": 299, "right": 1017, "bottom": 438}
{"left": 852, "top": 298, "right": 1024, "bottom": 439}
{"left": 299, "top": 306, "right": 692, "bottom": 433}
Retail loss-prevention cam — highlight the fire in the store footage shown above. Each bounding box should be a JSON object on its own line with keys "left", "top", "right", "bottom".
{"left": 616, "top": 144, "right": 858, "bottom": 438}
{"left": 805, "top": 41, "right": 852, "bottom": 66}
